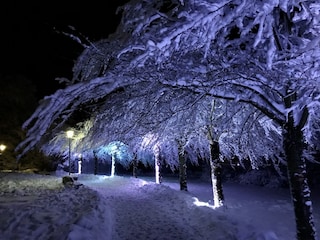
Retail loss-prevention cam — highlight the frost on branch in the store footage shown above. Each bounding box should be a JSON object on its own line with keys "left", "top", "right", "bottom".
{"left": 16, "top": 75, "right": 138, "bottom": 158}
{"left": 120, "top": 0, "right": 320, "bottom": 70}
{"left": 69, "top": 80, "right": 285, "bottom": 171}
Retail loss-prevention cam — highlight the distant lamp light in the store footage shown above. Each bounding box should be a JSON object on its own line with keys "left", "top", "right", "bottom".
{"left": 66, "top": 130, "right": 74, "bottom": 175}
{"left": 66, "top": 130, "right": 74, "bottom": 139}
{"left": 0, "top": 144, "right": 6, "bottom": 153}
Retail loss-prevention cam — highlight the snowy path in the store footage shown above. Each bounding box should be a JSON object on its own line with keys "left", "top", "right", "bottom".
{"left": 79, "top": 175, "right": 320, "bottom": 240}
{"left": 2, "top": 173, "right": 318, "bottom": 240}
{"left": 78, "top": 176, "right": 241, "bottom": 240}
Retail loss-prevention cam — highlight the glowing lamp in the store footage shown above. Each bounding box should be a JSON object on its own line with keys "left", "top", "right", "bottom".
{"left": 0, "top": 144, "right": 6, "bottom": 152}
{"left": 66, "top": 130, "right": 74, "bottom": 139}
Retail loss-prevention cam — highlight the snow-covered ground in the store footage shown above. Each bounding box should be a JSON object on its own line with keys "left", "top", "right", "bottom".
{"left": 0, "top": 171, "right": 319, "bottom": 240}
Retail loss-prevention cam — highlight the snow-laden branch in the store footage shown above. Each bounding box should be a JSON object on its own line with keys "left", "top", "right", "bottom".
{"left": 16, "top": 75, "right": 137, "bottom": 158}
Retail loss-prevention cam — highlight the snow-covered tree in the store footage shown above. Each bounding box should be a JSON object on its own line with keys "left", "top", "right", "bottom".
{"left": 88, "top": 81, "right": 203, "bottom": 187}
{"left": 71, "top": 80, "right": 283, "bottom": 205}
{"left": 93, "top": 141, "right": 132, "bottom": 177}
{"left": 117, "top": 1, "right": 320, "bottom": 239}
{"left": 17, "top": 1, "right": 320, "bottom": 239}
{"left": 181, "top": 96, "right": 284, "bottom": 208}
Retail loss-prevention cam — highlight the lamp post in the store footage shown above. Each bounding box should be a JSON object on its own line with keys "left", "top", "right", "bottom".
{"left": 66, "top": 130, "right": 74, "bottom": 175}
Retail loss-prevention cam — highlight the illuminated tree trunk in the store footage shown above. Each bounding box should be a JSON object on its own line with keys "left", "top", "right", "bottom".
{"left": 111, "top": 153, "right": 116, "bottom": 177}
{"left": 284, "top": 91, "right": 316, "bottom": 240}
{"left": 154, "top": 146, "right": 162, "bottom": 184}
{"left": 178, "top": 143, "right": 187, "bottom": 191}
{"left": 209, "top": 140, "right": 224, "bottom": 207}
{"left": 78, "top": 154, "right": 82, "bottom": 174}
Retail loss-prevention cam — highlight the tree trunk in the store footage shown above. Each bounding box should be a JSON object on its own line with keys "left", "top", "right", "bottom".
{"left": 132, "top": 153, "right": 138, "bottom": 178}
{"left": 77, "top": 154, "right": 82, "bottom": 174}
{"left": 93, "top": 151, "right": 98, "bottom": 175}
{"left": 111, "top": 153, "right": 116, "bottom": 177}
{"left": 284, "top": 92, "right": 316, "bottom": 240}
{"left": 178, "top": 144, "right": 188, "bottom": 191}
{"left": 209, "top": 140, "right": 224, "bottom": 207}
{"left": 154, "top": 147, "right": 162, "bottom": 184}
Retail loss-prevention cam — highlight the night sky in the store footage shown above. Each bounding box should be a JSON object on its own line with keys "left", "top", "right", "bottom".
{"left": 1, "top": 1, "right": 128, "bottom": 99}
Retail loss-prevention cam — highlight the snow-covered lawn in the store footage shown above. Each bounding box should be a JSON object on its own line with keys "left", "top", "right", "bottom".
{"left": 0, "top": 172, "right": 319, "bottom": 240}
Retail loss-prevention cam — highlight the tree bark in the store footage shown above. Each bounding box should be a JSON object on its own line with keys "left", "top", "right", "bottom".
{"left": 209, "top": 140, "right": 224, "bottom": 207}
{"left": 178, "top": 144, "right": 188, "bottom": 191}
{"left": 154, "top": 147, "right": 162, "bottom": 184}
{"left": 284, "top": 92, "right": 316, "bottom": 240}
{"left": 111, "top": 153, "right": 116, "bottom": 177}
{"left": 132, "top": 153, "right": 138, "bottom": 178}
{"left": 93, "top": 150, "right": 98, "bottom": 175}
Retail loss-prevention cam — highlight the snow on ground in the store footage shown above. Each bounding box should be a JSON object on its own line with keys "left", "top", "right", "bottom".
{"left": 0, "top": 171, "right": 319, "bottom": 240}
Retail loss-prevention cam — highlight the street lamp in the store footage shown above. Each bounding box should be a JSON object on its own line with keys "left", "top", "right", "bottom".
{"left": 66, "top": 130, "right": 74, "bottom": 175}
{"left": 0, "top": 144, "right": 6, "bottom": 154}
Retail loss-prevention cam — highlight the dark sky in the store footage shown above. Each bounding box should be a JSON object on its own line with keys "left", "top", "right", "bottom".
{"left": 1, "top": 1, "right": 128, "bottom": 98}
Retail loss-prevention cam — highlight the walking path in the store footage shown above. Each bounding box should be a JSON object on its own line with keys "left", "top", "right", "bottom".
{"left": 78, "top": 175, "right": 320, "bottom": 240}
{"left": 78, "top": 175, "right": 241, "bottom": 240}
